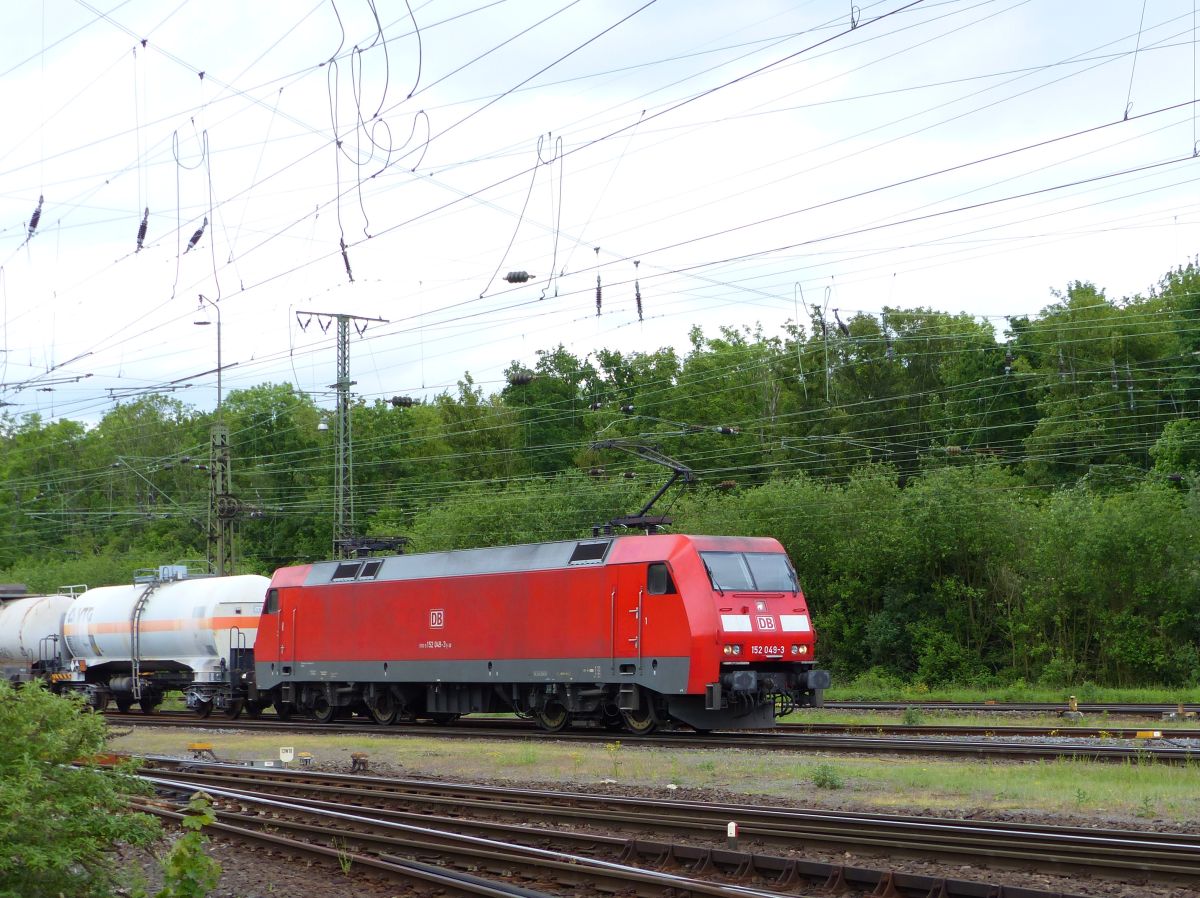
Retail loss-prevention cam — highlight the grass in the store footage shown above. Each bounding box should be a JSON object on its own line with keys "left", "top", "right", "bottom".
{"left": 106, "top": 722, "right": 1200, "bottom": 824}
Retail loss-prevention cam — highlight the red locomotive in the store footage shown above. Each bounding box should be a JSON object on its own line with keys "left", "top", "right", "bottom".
{"left": 251, "top": 533, "right": 829, "bottom": 732}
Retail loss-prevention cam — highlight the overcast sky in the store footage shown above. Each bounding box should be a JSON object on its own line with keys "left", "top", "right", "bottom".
{"left": 1, "top": 0, "right": 1197, "bottom": 423}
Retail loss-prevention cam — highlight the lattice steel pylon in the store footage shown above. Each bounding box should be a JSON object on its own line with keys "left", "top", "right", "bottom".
{"left": 296, "top": 309, "right": 387, "bottom": 557}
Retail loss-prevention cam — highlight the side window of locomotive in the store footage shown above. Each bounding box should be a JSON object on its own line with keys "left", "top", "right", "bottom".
{"left": 647, "top": 562, "right": 677, "bottom": 595}
{"left": 263, "top": 588, "right": 280, "bottom": 615}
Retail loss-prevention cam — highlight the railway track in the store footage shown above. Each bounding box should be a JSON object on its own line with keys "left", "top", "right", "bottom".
{"left": 107, "top": 710, "right": 1200, "bottom": 764}
{"left": 825, "top": 700, "right": 1200, "bottom": 717}
{"left": 136, "top": 757, "right": 1199, "bottom": 896}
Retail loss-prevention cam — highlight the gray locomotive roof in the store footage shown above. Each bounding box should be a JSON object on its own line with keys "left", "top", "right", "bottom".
{"left": 304, "top": 537, "right": 618, "bottom": 587}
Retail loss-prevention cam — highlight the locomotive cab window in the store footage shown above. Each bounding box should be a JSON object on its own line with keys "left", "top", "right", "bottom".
{"left": 647, "top": 563, "right": 676, "bottom": 595}
{"left": 700, "top": 551, "right": 798, "bottom": 592}
{"left": 263, "top": 588, "right": 280, "bottom": 614}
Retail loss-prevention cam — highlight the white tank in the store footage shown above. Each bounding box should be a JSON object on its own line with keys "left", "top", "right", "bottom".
{"left": 62, "top": 572, "right": 269, "bottom": 682}
{"left": 0, "top": 594, "right": 72, "bottom": 664}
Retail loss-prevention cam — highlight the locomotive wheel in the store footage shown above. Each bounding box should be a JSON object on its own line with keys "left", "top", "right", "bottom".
{"left": 114, "top": 697, "right": 133, "bottom": 714}
{"left": 271, "top": 699, "right": 293, "bottom": 721}
{"left": 369, "top": 692, "right": 399, "bottom": 726}
{"left": 620, "top": 703, "right": 659, "bottom": 735}
{"left": 534, "top": 702, "right": 570, "bottom": 733}
{"left": 194, "top": 700, "right": 214, "bottom": 719}
{"left": 312, "top": 697, "right": 336, "bottom": 724}
{"left": 224, "top": 700, "right": 244, "bottom": 720}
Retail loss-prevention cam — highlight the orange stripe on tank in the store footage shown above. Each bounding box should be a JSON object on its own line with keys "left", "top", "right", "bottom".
{"left": 65, "top": 616, "right": 255, "bottom": 635}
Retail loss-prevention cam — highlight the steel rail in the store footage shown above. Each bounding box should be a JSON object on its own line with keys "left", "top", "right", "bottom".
{"left": 141, "top": 775, "right": 785, "bottom": 898}
{"left": 826, "top": 701, "right": 1200, "bottom": 716}
{"left": 135, "top": 802, "right": 556, "bottom": 898}
{"left": 138, "top": 774, "right": 1092, "bottom": 898}
{"left": 139, "top": 759, "right": 1200, "bottom": 884}
{"left": 108, "top": 712, "right": 1200, "bottom": 763}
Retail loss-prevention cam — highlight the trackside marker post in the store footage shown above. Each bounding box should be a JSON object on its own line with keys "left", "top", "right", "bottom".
{"left": 726, "top": 821, "right": 739, "bottom": 849}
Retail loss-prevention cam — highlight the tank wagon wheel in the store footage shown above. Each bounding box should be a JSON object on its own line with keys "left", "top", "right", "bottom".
{"left": 429, "top": 712, "right": 460, "bottom": 726}
{"left": 244, "top": 700, "right": 270, "bottom": 719}
{"left": 312, "top": 697, "right": 336, "bottom": 724}
{"left": 224, "top": 700, "right": 244, "bottom": 720}
{"left": 620, "top": 704, "right": 659, "bottom": 735}
{"left": 139, "top": 696, "right": 161, "bottom": 715}
{"left": 369, "top": 692, "right": 399, "bottom": 726}
{"left": 271, "top": 699, "right": 293, "bottom": 721}
{"left": 114, "top": 697, "right": 133, "bottom": 714}
{"left": 194, "top": 700, "right": 214, "bottom": 719}
{"left": 533, "top": 702, "right": 571, "bottom": 733}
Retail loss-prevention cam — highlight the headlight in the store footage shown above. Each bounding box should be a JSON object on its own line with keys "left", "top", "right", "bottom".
{"left": 791, "top": 644, "right": 808, "bottom": 656}
{"left": 723, "top": 644, "right": 742, "bottom": 656}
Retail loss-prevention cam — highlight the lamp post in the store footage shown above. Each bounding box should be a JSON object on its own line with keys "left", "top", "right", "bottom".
{"left": 194, "top": 294, "right": 234, "bottom": 575}
{"left": 194, "top": 294, "right": 222, "bottom": 414}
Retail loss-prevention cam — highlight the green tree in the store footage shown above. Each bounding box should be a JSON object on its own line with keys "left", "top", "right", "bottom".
{"left": 0, "top": 682, "right": 159, "bottom": 898}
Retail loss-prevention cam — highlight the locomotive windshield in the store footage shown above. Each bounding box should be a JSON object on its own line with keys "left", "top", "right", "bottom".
{"left": 700, "top": 551, "right": 798, "bottom": 593}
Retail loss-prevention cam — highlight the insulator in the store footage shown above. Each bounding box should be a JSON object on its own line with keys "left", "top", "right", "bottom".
{"left": 390, "top": 395, "right": 414, "bottom": 408}
{"left": 508, "top": 369, "right": 535, "bottom": 386}
{"left": 595, "top": 274, "right": 602, "bottom": 317}
{"left": 715, "top": 480, "right": 737, "bottom": 491}
{"left": 136, "top": 207, "right": 149, "bottom": 251}
{"left": 885, "top": 338, "right": 895, "bottom": 361}
{"left": 946, "top": 445, "right": 963, "bottom": 456}
{"left": 340, "top": 237, "right": 354, "bottom": 282}
{"left": 185, "top": 216, "right": 207, "bottom": 253}
{"left": 180, "top": 456, "right": 191, "bottom": 463}
{"left": 589, "top": 401, "right": 603, "bottom": 410}
{"left": 622, "top": 471, "right": 636, "bottom": 479}
{"left": 619, "top": 403, "right": 634, "bottom": 415}
{"left": 27, "top": 195, "right": 43, "bottom": 240}
{"left": 504, "top": 271, "right": 534, "bottom": 283}
{"left": 634, "top": 259, "right": 642, "bottom": 322}
{"left": 714, "top": 425, "right": 738, "bottom": 435}
{"left": 834, "top": 308, "right": 849, "bottom": 337}
{"left": 588, "top": 467, "right": 605, "bottom": 477}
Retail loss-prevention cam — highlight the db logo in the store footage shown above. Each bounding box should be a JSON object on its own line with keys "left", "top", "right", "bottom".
{"left": 756, "top": 615, "right": 776, "bottom": 630}
{"left": 429, "top": 609, "right": 445, "bottom": 629}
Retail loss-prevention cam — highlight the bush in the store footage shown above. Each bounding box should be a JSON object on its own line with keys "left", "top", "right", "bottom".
{"left": 811, "top": 764, "right": 845, "bottom": 790}
{"left": 0, "top": 682, "right": 159, "bottom": 898}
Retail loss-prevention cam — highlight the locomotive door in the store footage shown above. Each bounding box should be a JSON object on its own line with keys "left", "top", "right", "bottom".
{"left": 611, "top": 565, "right": 644, "bottom": 675}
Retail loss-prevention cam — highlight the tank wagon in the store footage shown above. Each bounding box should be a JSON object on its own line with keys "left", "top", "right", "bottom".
{"left": 252, "top": 534, "right": 829, "bottom": 732}
{"left": 11, "top": 566, "right": 270, "bottom": 714}
{"left": 0, "top": 586, "right": 74, "bottom": 683}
